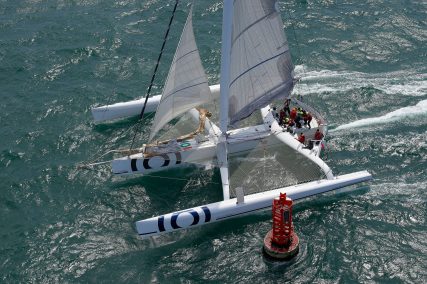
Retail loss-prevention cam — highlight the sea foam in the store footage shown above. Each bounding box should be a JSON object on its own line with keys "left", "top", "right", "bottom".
{"left": 293, "top": 66, "right": 427, "bottom": 97}
{"left": 331, "top": 99, "right": 427, "bottom": 132}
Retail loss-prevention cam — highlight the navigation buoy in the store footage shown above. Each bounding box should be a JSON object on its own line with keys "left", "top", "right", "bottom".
{"left": 263, "top": 193, "right": 299, "bottom": 260}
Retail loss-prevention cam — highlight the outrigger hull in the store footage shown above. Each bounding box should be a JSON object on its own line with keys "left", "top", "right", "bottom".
{"left": 91, "top": 85, "right": 221, "bottom": 123}
{"left": 136, "top": 170, "right": 372, "bottom": 237}
{"left": 91, "top": 95, "right": 161, "bottom": 123}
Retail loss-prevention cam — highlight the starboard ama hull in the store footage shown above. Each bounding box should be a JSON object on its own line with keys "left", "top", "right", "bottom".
{"left": 136, "top": 170, "right": 372, "bottom": 237}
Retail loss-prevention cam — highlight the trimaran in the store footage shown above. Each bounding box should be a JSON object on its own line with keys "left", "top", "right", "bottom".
{"left": 89, "top": 0, "right": 372, "bottom": 237}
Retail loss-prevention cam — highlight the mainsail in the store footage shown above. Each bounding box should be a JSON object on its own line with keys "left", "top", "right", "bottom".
{"left": 222, "top": 0, "right": 302, "bottom": 200}
{"left": 149, "top": 7, "right": 212, "bottom": 141}
{"left": 227, "top": 0, "right": 295, "bottom": 126}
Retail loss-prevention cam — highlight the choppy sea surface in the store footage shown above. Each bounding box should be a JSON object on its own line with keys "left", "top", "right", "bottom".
{"left": 1, "top": 0, "right": 426, "bottom": 282}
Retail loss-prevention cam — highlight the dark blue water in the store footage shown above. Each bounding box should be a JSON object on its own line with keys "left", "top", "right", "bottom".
{"left": 1, "top": 0, "right": 426, "bottom": 282}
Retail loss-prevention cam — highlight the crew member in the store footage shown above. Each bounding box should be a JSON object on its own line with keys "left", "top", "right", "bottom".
{"left": 295, "top": 119, "right": 302, "bottom": 128}
{"left": 286, "top": 118, "right": 295, "bottom": 133}
{"left": 290, "top": 107, "right": 297, "bottom": 120}
{"left": 297, "top": 133, "right": 305, "bottom": 144}
{"left": 283, "top": 99, "right": 291, "bottom": 116}
{"left": 314, "top": 129, "right": 324, "bottom": 141}
{"left": 279, "top": 109, "right": 285, "bottom": 125}
{"left": 306, "top": 112, "right": 312, "bottom": 129}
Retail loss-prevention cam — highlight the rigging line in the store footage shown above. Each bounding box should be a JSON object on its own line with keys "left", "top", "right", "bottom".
{"left": 85, "top": 112, "right": 155, "bottom": 166}
{"left": 82, "top": 112, "right": 156, "bottom": 169}
{"left": 129, "top": 0, "right": 180, "bottom": 151}
{"left": 84, "top": 128, "right": 131, "bottom": 168}
{"left": 142, "top": 173, "right": 220, "bottom": 184}
{"left": 207, "top": 119, "right": 220, "bottom": 138}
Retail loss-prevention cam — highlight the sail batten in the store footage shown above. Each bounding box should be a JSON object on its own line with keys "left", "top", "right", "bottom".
{"left": 227, "top": 0, "right": 295, "bottom": 126}
{"left": 175, "top": 49, "right": 198, "bottom": 62}
{"left": 229, "top": 50, "right": 290, "bottom": 87}
{"left": 149, "top": 7, "right": 212, "bottom": 141}
{"left": 167, "top": 80, "right": 208, "bottom": 97}
{"left": 231, "top": 11, "right": 276, "bottom": 45}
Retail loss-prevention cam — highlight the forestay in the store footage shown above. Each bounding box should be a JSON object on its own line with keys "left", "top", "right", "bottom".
{"left": 228, "top": 0, "right": 295, "bottom": 125}
{"left": 149, "top": 7, "right": 212, "bottom": 141}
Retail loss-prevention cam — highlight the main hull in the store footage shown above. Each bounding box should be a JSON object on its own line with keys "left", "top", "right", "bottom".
{"left": 112, "top": 124, "right": 270, "bottom": 175}
{"left": 112, "top": 140, "right": 217, "bottom": 175}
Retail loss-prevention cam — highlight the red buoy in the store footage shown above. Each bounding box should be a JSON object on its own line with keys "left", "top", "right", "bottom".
{"left": 263, "top": 193, "right": 299, "bottom": 260}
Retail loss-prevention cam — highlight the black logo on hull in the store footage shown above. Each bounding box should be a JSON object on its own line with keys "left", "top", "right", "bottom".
{"left": 158, "top": 206, "right": 212, "bottom": 232}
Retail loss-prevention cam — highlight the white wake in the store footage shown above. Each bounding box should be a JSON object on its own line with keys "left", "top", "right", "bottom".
{"left": 293, "top": 66, "right": 427, "bottom": 97}
{"left": 331, "top": 100, "right": 427, "bottom": 132}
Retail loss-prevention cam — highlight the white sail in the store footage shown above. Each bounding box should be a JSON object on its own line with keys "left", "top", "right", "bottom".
{"left": 228, "top": 0, "right": 295, "bottom": 125}
{"left": 149, "top": 7, "right": 212, "bottom": 141}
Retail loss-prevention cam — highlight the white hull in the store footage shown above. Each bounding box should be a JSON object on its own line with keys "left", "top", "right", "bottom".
{"left": 91, "top": 95, "right": 161, "bottom": 122}
{"left": 91, "top": 84, "right": 220, "bottom": 122}
{"left": 136, "top": 170, "right": 372, "bottom": 237}
{"left": 112, "top": 124, "right": 270, "bottom": 175}
{"left": 112, "top": 140, "right": 217, "bottom": 175}
{"left": 261, "top": 106, "right": 334, "bottom": 179}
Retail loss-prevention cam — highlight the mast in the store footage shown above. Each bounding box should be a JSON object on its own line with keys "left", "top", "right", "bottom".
{"left": 217, "top": 0, "right": 233, "bottom": 200}
{"left": 219, "top": 0, "right": 233, "bottom": 133}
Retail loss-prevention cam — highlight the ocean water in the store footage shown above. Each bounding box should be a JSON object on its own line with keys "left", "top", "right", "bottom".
{"left": 1, "top": 0, "right": 426, "bottom": 282}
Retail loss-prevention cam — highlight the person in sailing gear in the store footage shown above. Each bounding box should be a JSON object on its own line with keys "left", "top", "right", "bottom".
{"left": 303, "top": 111, "right": 313, "bottom": 129}
{"left": 306, "top": 139, "right": 314, "bottom": 150}
{"left": 297, "top": 133, "right": 305, "bottom": 144}
{"left": 286, "top": 118, "right": 295, "bottom": 133}
{"left": 314, "top": 129, "right": 324, "bottom": 144}
{"left": 283, "top": 98, "right": 291, "bottom": 116}
{"left": 290, "top": 107, "right": 297, "bottom": 120}
{"left": 279, "top": 109, "right": 286, "bottom": 125}
{"left": 195, "top": 108, "right": 212, "bottom": 134}
{"left": 295, "top": 108, "right": 302, "bottom": 128}
{"left": 272, "top": 107, "right": 279, "bottom": 121}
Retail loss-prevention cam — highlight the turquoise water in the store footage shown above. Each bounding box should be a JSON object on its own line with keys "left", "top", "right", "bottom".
{"left": 1, "top": 0, "right": 426, "bottom": 282}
